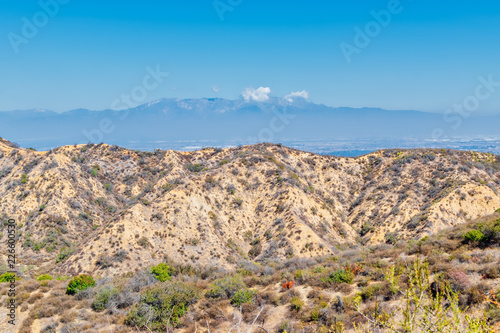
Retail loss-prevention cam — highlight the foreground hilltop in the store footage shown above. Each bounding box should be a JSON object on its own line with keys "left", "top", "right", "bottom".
{"left": 0, "top": 138, "right": 499, "bottom": 277}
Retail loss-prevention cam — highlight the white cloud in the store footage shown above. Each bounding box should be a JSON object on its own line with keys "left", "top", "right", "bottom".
{"left": 242, "top": 87, "right": 271, "bottom": 102}
{"left": 212, "top": 86, "right": 221, "bottom": 93}
{"left": 285, "top": 90, "right": 309, "bottom": 102}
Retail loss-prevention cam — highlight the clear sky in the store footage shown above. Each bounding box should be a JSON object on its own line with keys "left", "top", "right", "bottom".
{"left": 0, "top": 0, "right": 499, "bottom": 114}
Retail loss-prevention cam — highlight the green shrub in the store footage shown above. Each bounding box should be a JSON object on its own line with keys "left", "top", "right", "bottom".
{"left": 295, "top": 269, "right": 306, "bottom": 282}
{"left": 56, "top": 276, "right": 71, "bottom": 281}
{"left": 37, "top": 274, "right": 53, "bottom": 281}
{"left": 314, "top": 266, "right": 326, "bottom": 273}
{"left": 360, "top": 222, "right": 374, "bottom": 236}
{"left": 310, "top": 306, "right": 322, "bottom": 321}
{"left": 479, "top": 218, "right": 500, "bottom": 244}
{"left": 161, "top": 183, "right": 175, "bottom": 193}
{"left": 56, "top": 246, "right": 75, "bottom": 263}
{"left": 126, "top": 281, "right": 199, "bottom": 330}
{"left": 206, "top": 275, "right": 246, "bottom": 299}
{"left": 323, "top": 268, "right": 355, "bottom": 284}
{"left": 66, "top": 275, "right": 95, "bottom": 295}
{"left": 496, "top": 208, "right": 500, "bottom": 213}
{"left": 185, "top": 163, "right": 204, "bottom": 173}
{"left": 290, "top": 296, "right": 305, "bottom": 312}
{"left": 463, "top": 218, "right": 500, "bottom": 245}
{"left": 231, "top": 289, "right": 257, "bottom": 306}
{"left": 385, "top": 232, "right": 399, "bottom": 244}
{"left": 20, "top": 174, "right": 28, "bottom": 184}
{"left": 359, "top": 283, "right": 383, "bottom": 301}
{"left": 96, "top": 254, "right": 113, "bottom": 268}
{"left": 92, "top": 286, "right": 119, "bottom": 312}
{"left": 464, "top": 229, "right": 486, "bottom": 243}
{"left": 150, "top": 263, "right": 172, "bottom": 282}
{"left": 137, "top": 236, "right": 151, "bottom": 248}
{"left": 279, "top": 321, "right": 293, "bottom": 332}
{"left": 0, "top": 272, "right": 18, "bottom": 283}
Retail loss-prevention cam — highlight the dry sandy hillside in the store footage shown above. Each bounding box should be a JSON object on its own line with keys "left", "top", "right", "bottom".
{"left": 0, "top": 138, "right": 499, "bottom": 278}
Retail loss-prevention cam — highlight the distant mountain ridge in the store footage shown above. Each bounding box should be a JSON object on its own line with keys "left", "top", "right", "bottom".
{"left": 1, "top": 98, "right": 498, "bottom": 150}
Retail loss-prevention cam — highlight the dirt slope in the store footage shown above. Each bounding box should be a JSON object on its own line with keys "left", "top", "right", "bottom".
{"left": 0, "top": 138, "right": 499, "bottom": 278}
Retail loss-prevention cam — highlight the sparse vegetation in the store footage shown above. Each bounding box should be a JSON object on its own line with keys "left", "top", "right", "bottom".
{"left": 185, "top": 163, "right": 204, "bottom": 172}
{"left": 354, "top": 259, "right": 493, "bottom": 332}
{"left": 20, "top": 173, "right": 28, "bottom": 184}
{"left": 0, "top": 142, "right": 499, "bottom": 332}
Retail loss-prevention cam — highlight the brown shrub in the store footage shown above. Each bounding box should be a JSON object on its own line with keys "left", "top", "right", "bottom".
{"left": 419, "top": 244, "right": 434, "bottom": 256}
{"left": 18, "top": 316, "right": 35, "bottom": 333}
{"left": 476, "top": 281, "right": 492, "bottom": 294}
{"left": 242, "top": 302, "right": 259, "bottom": 323}
{"left": 332, "top": 283, "right": 353, "bottom": 294}
{"left": 460, "top": 285, "right": 486, "bottom": 308}
{"left": 281, "top": 289, "right": 300, "bottom": 304}
{"left": 480, "top": 264, "right": 500, "bottom": 279}
{"left": 433, "top": 261, "right": 454, "bottom": 273}
{"left": 199, "top": 299, "right": 229, "bottom": 323}
{"left": 27, "top": 292, "right": 44, "bottom": 304}
{"left": 436, "top": 238, "right": 462, "bottom": 252}
{"left": 18, "top": 280, "right": 40, "bottom": 293}
{"left": 34, "top": 305, "right": 58, "bottom": 318}
{"left": 59, "top": 310, "right": 78, "bottom": 323}
{"left": 343, "top": 310, "right": 367, "bottom": 329}
{"left": 307, "top": 289, "right": 320, "bottom": 299}
{"left": 40, "top": 286, "right": 50, "bottom": 293}
{"left": 51, "top": 289, "right": 66, "bottom": 297}
{"left": 259, "top": 290, "right": 280, "bottom": 306}
{"left": 16, "top": 292, "right": 31, "bottom": 306}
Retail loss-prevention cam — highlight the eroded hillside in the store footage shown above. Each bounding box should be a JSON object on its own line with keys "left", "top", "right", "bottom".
{"left": 0, "top": 138, "right": 499, "bottom": 278}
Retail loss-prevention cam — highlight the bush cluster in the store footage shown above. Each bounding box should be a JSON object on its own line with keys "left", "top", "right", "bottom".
{"left": 126, "top": 281, "right": 199, "bottom": 330}
{"left": 464, "top": 217, "right": 500, "bottom": 245}
{"left": 92, "top": 286, "right": 119, "bottom": 312}
{"left": 150, "top": 263, "right": 172, "bottom": 282}
{"left": 36, "top": 274, "right": 53, "bottom": 281}
{"left": 0, "top": 272, "right": 18, "bottom": 283}
{"left": 231, "top": 289, "right": 257, "bottom": 306}
{"left": 206, "top": 275, "right": 246, "bottom": 299}
{"left": 323, "top": 268, "right": 355, "bottom": 284}
{"left": 66, "top": 275, "right": 95, "bottom": 295}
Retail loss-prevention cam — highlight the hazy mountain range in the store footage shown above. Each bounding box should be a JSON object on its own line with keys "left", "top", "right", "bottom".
{"left": 0, "top": 98, "right": 499, "bottom": 152}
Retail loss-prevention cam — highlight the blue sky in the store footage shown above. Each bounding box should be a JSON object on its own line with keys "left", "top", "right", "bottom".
{"left": 0, "top": 0, "right": 499, "bottom": 114}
